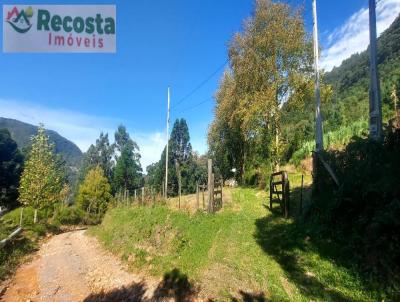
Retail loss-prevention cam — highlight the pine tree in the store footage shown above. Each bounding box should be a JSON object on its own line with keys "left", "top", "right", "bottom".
{"left": 18, "top": 125, "right": 65, "bottom": 223}
{"left": 146, "top": 118, "right": 206, "bottom": 196}
{"left": 113, "top": 125, "right": 142, "bottom": 193}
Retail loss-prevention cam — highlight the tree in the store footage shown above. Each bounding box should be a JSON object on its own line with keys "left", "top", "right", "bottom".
{"left": 228, "top": 0, "right": 313, "bottom": 169}
{"left": 113, "top": 125, "right": 143, "bottom": 193}
{"left": 0, "top": 129, "right": 24, "bottom": 209}
{"left": 78, "top": 132, "right": 114, "bottom": 184}
{"left": 146, "top": 119, "right": 206, "bottom": 196}
{"left": 76, "top": 166, "right": 112, "bottom": 216}
{"left": 208, "top": 71, "right": 245, "bottom": 182}
{"left": 208, "top": 0, "right": 315, "bottom": 184}
{"left": 18, "top": 125, "right": 65, "bottom": 223}
{"left": 170, "top": 119, "right": 192, "bottom": 165}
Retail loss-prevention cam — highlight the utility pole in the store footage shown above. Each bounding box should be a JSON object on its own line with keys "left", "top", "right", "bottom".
{"left": 313, "top": 0, "right": 323, "bottom": 152}
{"left": 368, "top": 0, "right": 382, "bottom": 140}
{"left": 165, "top": 87, "right": 170, "bottom": 199}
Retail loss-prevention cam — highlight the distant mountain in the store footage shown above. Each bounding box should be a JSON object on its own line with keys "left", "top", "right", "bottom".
{"left": 323, "top": 14, "right": 400, "bottom": 131}
{"left": 0, "top": 117, "right": 82, "bottom": 168}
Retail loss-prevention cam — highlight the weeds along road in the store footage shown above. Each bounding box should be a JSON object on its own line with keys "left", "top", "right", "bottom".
{"left": 0, "top": 230, "right": 163, "bottom": 302}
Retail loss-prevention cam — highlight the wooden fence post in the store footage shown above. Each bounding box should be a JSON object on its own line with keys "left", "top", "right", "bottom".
{"left": 221, "top": 182, "right": 223, "bottom": 207}
{"left": 208, "top": 159, "right": 213, "bottom": 213}
{"left": 210, "top": 173, "right": 215, "bottom": 213}
{"left": 19, "top": 207, "right": 24, "bottom": 227}
{"left": 202, "top": 187, "right": 205, "bottom": 209}
{"left": 178, "top": 169, "right": 182, "bottom": 209}
{"left": 141, "top": 187, "right": 145, "bottom": 205}
{"left": 269, "top": 175, "right": 273, "bottom": 210}
{"left": 283, "top": 172, "right": 290, "bottom": 218}
{"left": 300, "top": 174, "right": 304, "bottom": 215}
{"left": 196, "top": 183, "right": 199, "bottom": 210}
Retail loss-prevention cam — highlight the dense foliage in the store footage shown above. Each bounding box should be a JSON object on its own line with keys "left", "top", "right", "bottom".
{"left": 146, "top": 119, "right": 207, "bottom": 196}
{"left": 18, "top": 125, "right": 66, "bottom": 222}
{"left": 78, "top": 125, "right": 143, "bottom": 196}
{"left": 209, "top": 2, "right": 400, "bottom": 186}
{"left": 311, "top": 127, "right": 400, "bottom": 293}
{"left": 113, "top": 125, "right": 143, "bottom": 193}
{"left": 76, "top": 165, "right": 112, "bottom": 216}
{"left": 79, "top": 132, "right": 114, "bottom": 184}
{"left": 208, "top": 0, "right": 329, "bottom": 184}
{"left": 0, "top": 129, "right": 23, "bottom": 209}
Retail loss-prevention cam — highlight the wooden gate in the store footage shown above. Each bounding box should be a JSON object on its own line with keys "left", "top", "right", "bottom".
{"left": 213, "top": 180, "right": 223, "bottom": 211}
{"left": 269, "top": 171, "right": 290, "bottom": 218}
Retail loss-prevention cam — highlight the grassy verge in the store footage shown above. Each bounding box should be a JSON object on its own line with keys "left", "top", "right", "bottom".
{"left": 0, "top": 207, "right": 59, "bottom": 280}
{"left": 90, "top": 173, "right": 381, "bottom": 301}
{"left": 0, "top": 203, "right": 105, "bottom": 282}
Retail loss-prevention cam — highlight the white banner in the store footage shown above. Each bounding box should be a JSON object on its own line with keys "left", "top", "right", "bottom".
{"left": 3, "top": 5, "right": 116, "bottom": 53}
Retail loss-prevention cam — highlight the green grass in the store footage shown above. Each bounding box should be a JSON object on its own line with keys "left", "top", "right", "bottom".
{"left": 90, "top": 174, "right": 381, "bottom": 301}
{"left": 0, "top": 207, "right": 58, "bottom": 280}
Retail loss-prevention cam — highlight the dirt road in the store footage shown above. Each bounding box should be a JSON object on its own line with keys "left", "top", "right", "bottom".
{"left": 1, "top": 230, "right": 197, "bottom": 302}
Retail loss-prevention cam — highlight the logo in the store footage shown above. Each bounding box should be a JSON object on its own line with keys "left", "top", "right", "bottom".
{"left": 6, "top": 6, "right": 34, "bottom": 33}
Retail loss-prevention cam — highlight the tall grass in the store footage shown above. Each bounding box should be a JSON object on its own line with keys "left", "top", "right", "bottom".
{"left": 290, "top": 119, "right": 368, "bottom": 166}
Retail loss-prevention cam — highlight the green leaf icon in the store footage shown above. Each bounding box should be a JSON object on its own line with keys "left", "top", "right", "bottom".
{"left": 25, "top": 7, "right": 33, "bottom": 18}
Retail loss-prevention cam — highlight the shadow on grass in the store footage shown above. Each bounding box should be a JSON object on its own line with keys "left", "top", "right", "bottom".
{"left": 231, "top": 290, "right": 268, "bottom": 302}
{"left": 83, "top": 268, "right": 197, "bottom": 302}
{"left": 254, "top": 186, "right": 363, "bottom": 302}
{"left": 83, "top": 268, "right": 270, "bottom": 302}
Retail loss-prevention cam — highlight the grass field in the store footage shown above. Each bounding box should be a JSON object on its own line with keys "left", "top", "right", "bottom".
{"left": 90, "top": 173, "right": 380, "bottom": 301}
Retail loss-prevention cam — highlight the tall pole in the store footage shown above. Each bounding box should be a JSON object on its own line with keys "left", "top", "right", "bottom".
{"left": 368, "top": 0, "right": 382, "bottom": 140}
{"left": 313, "top": 0, "right": 323, "bottom": 152}
{"left": 165, "top": 87, "right": 170, "bottom": 199}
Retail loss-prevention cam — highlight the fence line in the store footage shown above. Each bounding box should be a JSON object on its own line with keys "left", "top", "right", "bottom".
{"left": 0, "top": 208, "right": 24, "bottom": 249}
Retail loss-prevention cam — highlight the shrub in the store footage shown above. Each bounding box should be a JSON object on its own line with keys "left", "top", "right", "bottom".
{"left": 312, "top": 126, "right": 400, "bottom": 285}
{"left": 76, "top": 166, "right": 113, "bottom": 217}
{"left": 290, "top": 119, "right": 368, "bottom": 166}
{"left": 52, "top": 206, "right": 85, "bottom": 225}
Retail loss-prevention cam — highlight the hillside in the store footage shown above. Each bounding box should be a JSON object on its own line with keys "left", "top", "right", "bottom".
{"left": 0, "top": 117, "right": 82, "bottom": 168}
{"left": 323, "top": 14, "right": 400, "bottom": 131}
{"left": 90, "top": 183, "right": 380, "bottom": 301}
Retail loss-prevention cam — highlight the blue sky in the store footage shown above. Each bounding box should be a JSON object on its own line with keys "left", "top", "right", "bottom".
{"left": 1, "top": 0, "right": 400, "bottom": 169}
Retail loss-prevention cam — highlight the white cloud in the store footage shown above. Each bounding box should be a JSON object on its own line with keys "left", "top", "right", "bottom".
{"left": 0, "top": 98, "right": 166, "bottom": 169}
{"left": 135, "top": 131, "right": 166, "bottom": 171}
{"left": 321, "top": 0, "right": 400, "bottom": 71}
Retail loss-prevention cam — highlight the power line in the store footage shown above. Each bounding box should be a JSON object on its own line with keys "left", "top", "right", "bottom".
{"left": 176, "top": 97, "right": 214, "bottom": 114}
{"left": 171, "top": 59, "right": 228, "bottom": 110}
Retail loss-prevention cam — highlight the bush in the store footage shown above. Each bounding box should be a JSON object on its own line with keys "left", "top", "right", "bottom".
{"left": 290, "top": 119, "right": 368, "bottom": 166}
{"left": 76, "top": 166, "right": 112, "bottom": 216}
{"left": 312, "top": 126, "right": 400, "bottom": 288}
{"left": 52, "top": 206, "right": 85, "bottom": 225}
{"left": 52, "top": 205, "right": 105, "bottom": 226}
